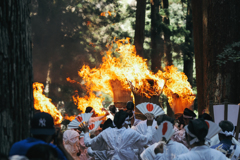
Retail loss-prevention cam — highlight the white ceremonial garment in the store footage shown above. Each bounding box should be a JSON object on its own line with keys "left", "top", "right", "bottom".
{"left": 133, "top": 119, "right": 158, "bottom": 144}
{"left": 84, "top": 126, "right": 153, "bottom": 160}
{"left": 141, "top": 142, "right": 160, "bottom": 160}
{"left": 153, "top": 140, "right": 189, "bottom": 160}
{"left": 87, "top": 147, "right": 107, "bottom": 160}
{"left": 209, "top": 134, "right": 240, "bottom": 147}
{"left": 173, "top": 145, "right": 228, "bottom": 160}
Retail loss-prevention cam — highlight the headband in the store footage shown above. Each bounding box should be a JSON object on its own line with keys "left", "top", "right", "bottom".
{"left": 219, "top": 126, "right": 235, "bottom": 136}
{"left": 183, "top": 114, "right": 195, "bottom": 119}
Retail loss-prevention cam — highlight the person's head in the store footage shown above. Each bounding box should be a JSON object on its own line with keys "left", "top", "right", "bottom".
{"left": 183, "top": 108, "right": 196, "bottom": 125}
{"left": 102, "top": 118, "right": 114, "bottom": 130}
{"left": 185, "top": 118, "right": 208, "bottom": 147}
{"left": 109, "top": 105, "right": 116, "bottom": 115}
{"left": 26, "top": 144, "right": 58, "bottom": 160}
{"left": 63, "top": 130, "right": 81, "bottom": 157}
{"left": 30, "top": 112, "right": 56, "bottom": 143}
{"left": 85, "top": 106, "right": 95, "bottom": 116}
{"left": 218, "top": 120, "right": 234, "bottom": 141}
{"left": 114, "top": 110, "right": 128, "bottom": 129}
{"left": 199, "top": 113, "right": 213, "bottom": 122}
{"left": 156, "top": 114, "right": 175, "bottom": 126}
{"left": 126, "top": 101, "right": 134, "bottom": 111}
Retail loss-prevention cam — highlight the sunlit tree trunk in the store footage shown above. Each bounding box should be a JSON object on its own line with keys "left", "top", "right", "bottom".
{"left": 0, "top": 0, "right": 33, "bottom": 155}
{"left": 134, "top": 0, "right": 146, "bottom": 57}
{"left": 183, "top": 0, "right": 193, "bottom": 86}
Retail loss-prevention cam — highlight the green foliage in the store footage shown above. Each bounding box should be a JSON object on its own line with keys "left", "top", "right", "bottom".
{"left": 217, "top": 41, "right": 240, "bottom": 66}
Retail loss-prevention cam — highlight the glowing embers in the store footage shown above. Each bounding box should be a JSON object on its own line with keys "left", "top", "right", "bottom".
{"left": 33, "top": 82, "right": 63, "bottom": 125}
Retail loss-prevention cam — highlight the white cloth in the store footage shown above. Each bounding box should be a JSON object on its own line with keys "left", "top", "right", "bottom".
{"left": 141, "top": 142, "right": 160, "bottom": 160}
{"left": 173, "top": 145, "right": 228, "bottom": 160}
{"left": 153, "top": 140, "right": 189, "bottom": 160}
{"left": 63, "top": 130, "right": 80, "bottom": 145}
{"left": 84, "top": 126, "right": 153, "bottom": 160}
{"left": 133, "top": 119, "right": 158, "bottom": 144}
{"left": 87, "top": 147, "right": 107, "bottom": 160}
{"left": 209, "top": 134, "right": 240, "bottom": 147}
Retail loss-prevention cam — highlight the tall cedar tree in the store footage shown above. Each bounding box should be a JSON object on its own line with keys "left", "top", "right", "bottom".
{"left": 192, "top": 0, "right": 240, "bottom": 114}
{"left": 0, "top": 0, "right": 34, "bottom": 155}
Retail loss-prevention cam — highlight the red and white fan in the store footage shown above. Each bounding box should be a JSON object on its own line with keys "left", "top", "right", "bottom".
{"left": 154, "top": 121, "right": 175, "bottom": 142}
{"left": 205, "top": 120, "right": 222, "bottom": 140}
{"left": 67, "top": 113, "right": 93, "bottom": 129}
{"left": 136, "top": 102, "right": 165, "bottom": 118}
{"left": 88, "top": 120, "right": 102, "bottom": 133}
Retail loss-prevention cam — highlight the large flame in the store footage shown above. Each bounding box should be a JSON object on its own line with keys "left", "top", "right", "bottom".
{"left": 33, "top": 82, "right": 63, "bottom": 124}
{"left": 72, "top": 91, "right": 105, "bottom": 116}
{"left": 72, "top": 38, "right": 195, "bottom": 114}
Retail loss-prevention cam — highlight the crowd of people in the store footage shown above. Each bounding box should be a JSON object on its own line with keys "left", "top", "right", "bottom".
{"left": 4, "top": 102, "right": 240, "bottom": 160}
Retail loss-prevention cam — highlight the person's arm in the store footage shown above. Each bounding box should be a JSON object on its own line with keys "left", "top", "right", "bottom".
{"left": 56, "top": 130, "right": 74, "bottom": 160}
{"left": 83, "top": 124, "right": 105, "bottom": 150}
{"left": 135, "top": 119, "right": 153, "bottom": 146}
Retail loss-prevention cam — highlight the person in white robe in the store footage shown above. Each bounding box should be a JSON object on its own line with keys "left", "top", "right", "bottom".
{"left": 172, "top": 119, "right": 227, "bottom": 160}
{"left": 83, "top": 110, "right": 153, "bottom": 160}
{"left": 141, "top": 115, "right": 189, "bottom": 160}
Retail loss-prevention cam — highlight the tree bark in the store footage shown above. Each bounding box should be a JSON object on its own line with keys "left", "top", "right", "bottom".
{"left": 162, "top": 0, "right": 174, "bottom": 117}
{"left": 0, "top": 0, "right": 33, "bottom": 155}
{"left": 183, "top": 0, "right": 193, "bottom": 86}
{"left": 134, "top": 0, "right": 146, "bottom": 57}
{"left": 192, "top": 0, "right": 205, "bottom": 114}
{"left": 151, "top": 0, "right": 164, "bottom": 73}
{"left": 193, "top": 0, "right": 240, "bottom": 114}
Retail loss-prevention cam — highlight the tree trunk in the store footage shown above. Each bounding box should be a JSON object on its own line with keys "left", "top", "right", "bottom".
{"left": 134, "top": 0, "right": 146, "bottom": 57}
{"left": 162, "top": 0, "right": 172, "bottom": 66}
{"left": 0, "top": 0, "right": 33, "bottom": 155}
{"left": 162, "top": 0, "right": 174, "bottom": 117}
{"left": 193, "top": 0, "right": 240, "bottom": 114}
{"left": 192, "top": 0, "right": 205, "bottom": 114}
{"left": 183, "top": 0, "right": 193, "bottom": 86}
{"left": 151, "top": 0, "right": 164, "bottom": 73}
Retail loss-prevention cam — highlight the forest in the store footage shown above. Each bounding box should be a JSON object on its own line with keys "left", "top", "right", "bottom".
{"left": 1, "top": 0, "right": 240, "bottom": 155}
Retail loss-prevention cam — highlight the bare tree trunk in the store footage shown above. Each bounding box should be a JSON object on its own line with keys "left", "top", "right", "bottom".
{"left": 162, "top": 0, "right": 174, "bottom": 117}
{"left": 193, "top": 0, "right": 240, "bottom": 114}
{"left": 151, "top": 0, "right": 163, "bottom": 73}
{"left": 0, "top": 0, "right": 33, "bottom": 155}
{"left": 183, "top": 0, "right": 193, "bottom": 86}
{"left": 134, "top": 0, "right": 146, "bottom": 57}
{"left": 192, "top": 0, "right": 205, "bottom": 114}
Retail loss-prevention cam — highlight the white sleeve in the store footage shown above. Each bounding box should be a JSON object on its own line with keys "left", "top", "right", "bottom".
{"left": 84, "top": 132, "right": 107, "bottom": 151}
{"left": 135, "top": 126, "right": 153, "bottom": 146}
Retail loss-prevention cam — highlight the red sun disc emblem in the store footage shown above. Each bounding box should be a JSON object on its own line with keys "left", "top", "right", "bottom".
{"left": 162, "top": 122, "right": 168, "bottom": 135}
{"left": 205, "top": 121, "right": 210, "bottom": 129}
{"left": 76, "top": 116, "right": 83, "bottom": 122}
{"left": 146, "top": 103, "right": 154, "bottom": 112}
{"left": 88, "top": 124, "right": 95, "bottom": 130}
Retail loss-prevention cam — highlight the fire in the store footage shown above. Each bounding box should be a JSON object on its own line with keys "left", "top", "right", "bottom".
{"left": 64, "top": 114, "right": 76, "bottom": 121}
{"left": 33, "top": 82, "right": 63, "bottom": 124}
{"left": 79, "top": 38, "right": 165, "bottom": 98}
{"left": 72, "top": 92, "right": 105, "bottom": 116}
{"left": 72, "top": 38, "right": 195, "bottom": 114}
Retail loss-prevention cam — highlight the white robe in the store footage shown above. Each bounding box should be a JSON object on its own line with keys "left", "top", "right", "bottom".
{"left": 153, "top": 140, "right": 189, "bottom": 160}
{"left": 173, "top": 145, "right": 228, "bottom": 160}
{"left": 84, "top": 126, "right": 152, "bottom": 160}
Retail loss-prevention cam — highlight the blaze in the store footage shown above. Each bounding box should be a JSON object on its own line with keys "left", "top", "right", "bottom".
{"left": 33, "top": 82, "right": 63, "bottom": 124}
{"left": 72, "top": 38, "right": 195, "bottom": 114}
{"left": 64, "top": 114, "right": 76, "bottom": 121}
{"left": 72, "top": 91, "right": 105, "bottom": 116}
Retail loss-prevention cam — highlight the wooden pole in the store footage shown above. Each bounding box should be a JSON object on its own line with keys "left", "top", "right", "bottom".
{"left": 224, "top": 99, "right": 228, "bottom": 121}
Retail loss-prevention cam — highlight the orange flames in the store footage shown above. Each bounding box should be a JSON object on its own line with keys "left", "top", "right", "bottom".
{"left": 73, "top": 38, "right": 195, "bottom": 114}
{"left": 64, "top": 114, "right": 76, "bottom": 121}
{"left": 72, "top": 91, "right": 105, "bottom": 116}
{"left": 33, "top": 82, "right": 63, "bottom": 124}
